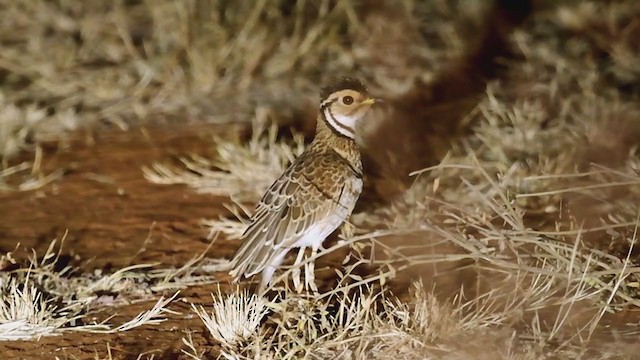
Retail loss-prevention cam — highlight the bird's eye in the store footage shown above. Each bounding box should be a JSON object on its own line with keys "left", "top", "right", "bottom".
{"left": 342, "top": 96, "right": 354, "bottom": 105}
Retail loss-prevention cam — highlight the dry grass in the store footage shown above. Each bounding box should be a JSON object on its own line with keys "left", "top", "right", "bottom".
{"left": 0, "top": 149, "right": 64, "bottom": 192}
{"left": 2, "top": 0, "right": 485, "bottom": 193}
{"left": 192, "top": 287, "right": 270, "bottom": 348}
{"left": 144, "top": 108, "right": 305, "bottom": 203}
{"left": 1, "top": 0, "right": 488, "bottom": 192}
{"left": 0, "top": 0, "right": 485, "bottom": 163}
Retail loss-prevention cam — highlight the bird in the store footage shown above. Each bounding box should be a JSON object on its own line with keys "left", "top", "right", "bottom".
{"left": 229, "top": 77, "right": 379, "bottom": 292}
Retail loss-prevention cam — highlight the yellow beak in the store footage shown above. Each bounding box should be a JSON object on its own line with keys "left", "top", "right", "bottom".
{"left": 361, "top": 98, "right": 381, "bottom": 106}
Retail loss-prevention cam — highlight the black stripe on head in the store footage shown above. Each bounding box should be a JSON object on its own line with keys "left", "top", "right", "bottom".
{"left": 320, "top": 77, "right": 367, "bottom": 100}
{"left": 327, "top": 107, "right": 354, "bottom": 134}
{"left": 320, "top": 98, "right": 337, "bottom": 110}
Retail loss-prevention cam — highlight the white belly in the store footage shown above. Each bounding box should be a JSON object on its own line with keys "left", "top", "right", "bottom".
{"left": 293, "top": 177, "right": 362, "bottom": 250}
{"left": 293, "top": 215, "right": 346, "bottom": 249}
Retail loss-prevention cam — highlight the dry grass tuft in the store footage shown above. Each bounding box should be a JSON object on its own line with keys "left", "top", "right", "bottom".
{"left": 187, "top": 276, "right": 635, "bottom": 359}
{"left": 192, "top": 288, "right": 270, "bottom": 348}
{"left": 0, "top": 237, "right": 222, "bottom": 341}
{"left": 0, "top": 270, "right": 75, "bottom": 340}
{"left": 0, "top": 95, "right": 48, "bottom": 162}
{"left": 144, "top": 109, "right": 305, "bottom": 202}
{"left": 0, "top": 157, "right": 65, "bottom": 192}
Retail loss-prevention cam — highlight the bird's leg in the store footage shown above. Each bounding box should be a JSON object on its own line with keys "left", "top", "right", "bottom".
{"left": 259, "top": 267, "right": 275, "bottom": 294}
{"left": 292, "top": 247, "right": 306, "bottom": 293}
{"left": 305, "top": 247, "right": 318, "bottom": 293}
{"left": 259, "top": 251, "right": 289, "bottom": 294}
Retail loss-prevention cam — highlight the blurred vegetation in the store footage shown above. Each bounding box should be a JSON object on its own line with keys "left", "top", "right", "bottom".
{"left": 0, "top": 0, "right": 488, "bottom": 161}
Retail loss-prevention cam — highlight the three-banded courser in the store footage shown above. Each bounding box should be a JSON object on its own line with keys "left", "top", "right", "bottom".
{"left": 229, "top": 77, "right": 379, "bottom": 291}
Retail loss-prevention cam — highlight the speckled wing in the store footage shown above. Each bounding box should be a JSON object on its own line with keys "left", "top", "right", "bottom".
{"left": 229, "top": 150, "right": 363, "bottom": 280}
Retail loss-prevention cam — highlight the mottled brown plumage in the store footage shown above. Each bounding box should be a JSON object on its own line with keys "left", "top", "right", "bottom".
{"left": 229, "top": 78, "right": 378, "bottom": 291}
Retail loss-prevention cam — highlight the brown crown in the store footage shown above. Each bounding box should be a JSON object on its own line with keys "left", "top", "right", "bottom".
{"left": 320, "top": 77, "right": 368, "bottom": 99}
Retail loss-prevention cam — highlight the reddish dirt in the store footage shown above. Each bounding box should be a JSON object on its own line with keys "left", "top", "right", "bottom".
{"left": 0, "top": 124, "right": 245, "bottom": 359}
{"left": 0, "top": 124, "right": 240, "bottom": 270}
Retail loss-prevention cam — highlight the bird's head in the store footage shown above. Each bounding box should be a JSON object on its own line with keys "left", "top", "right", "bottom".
{"left": 319, "top": 77, "right": 380, "bottom": 139}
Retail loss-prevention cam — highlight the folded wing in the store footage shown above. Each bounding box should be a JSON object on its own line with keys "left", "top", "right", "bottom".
{"left": 229, "top": 151, "right": 357, "bottom": 280}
